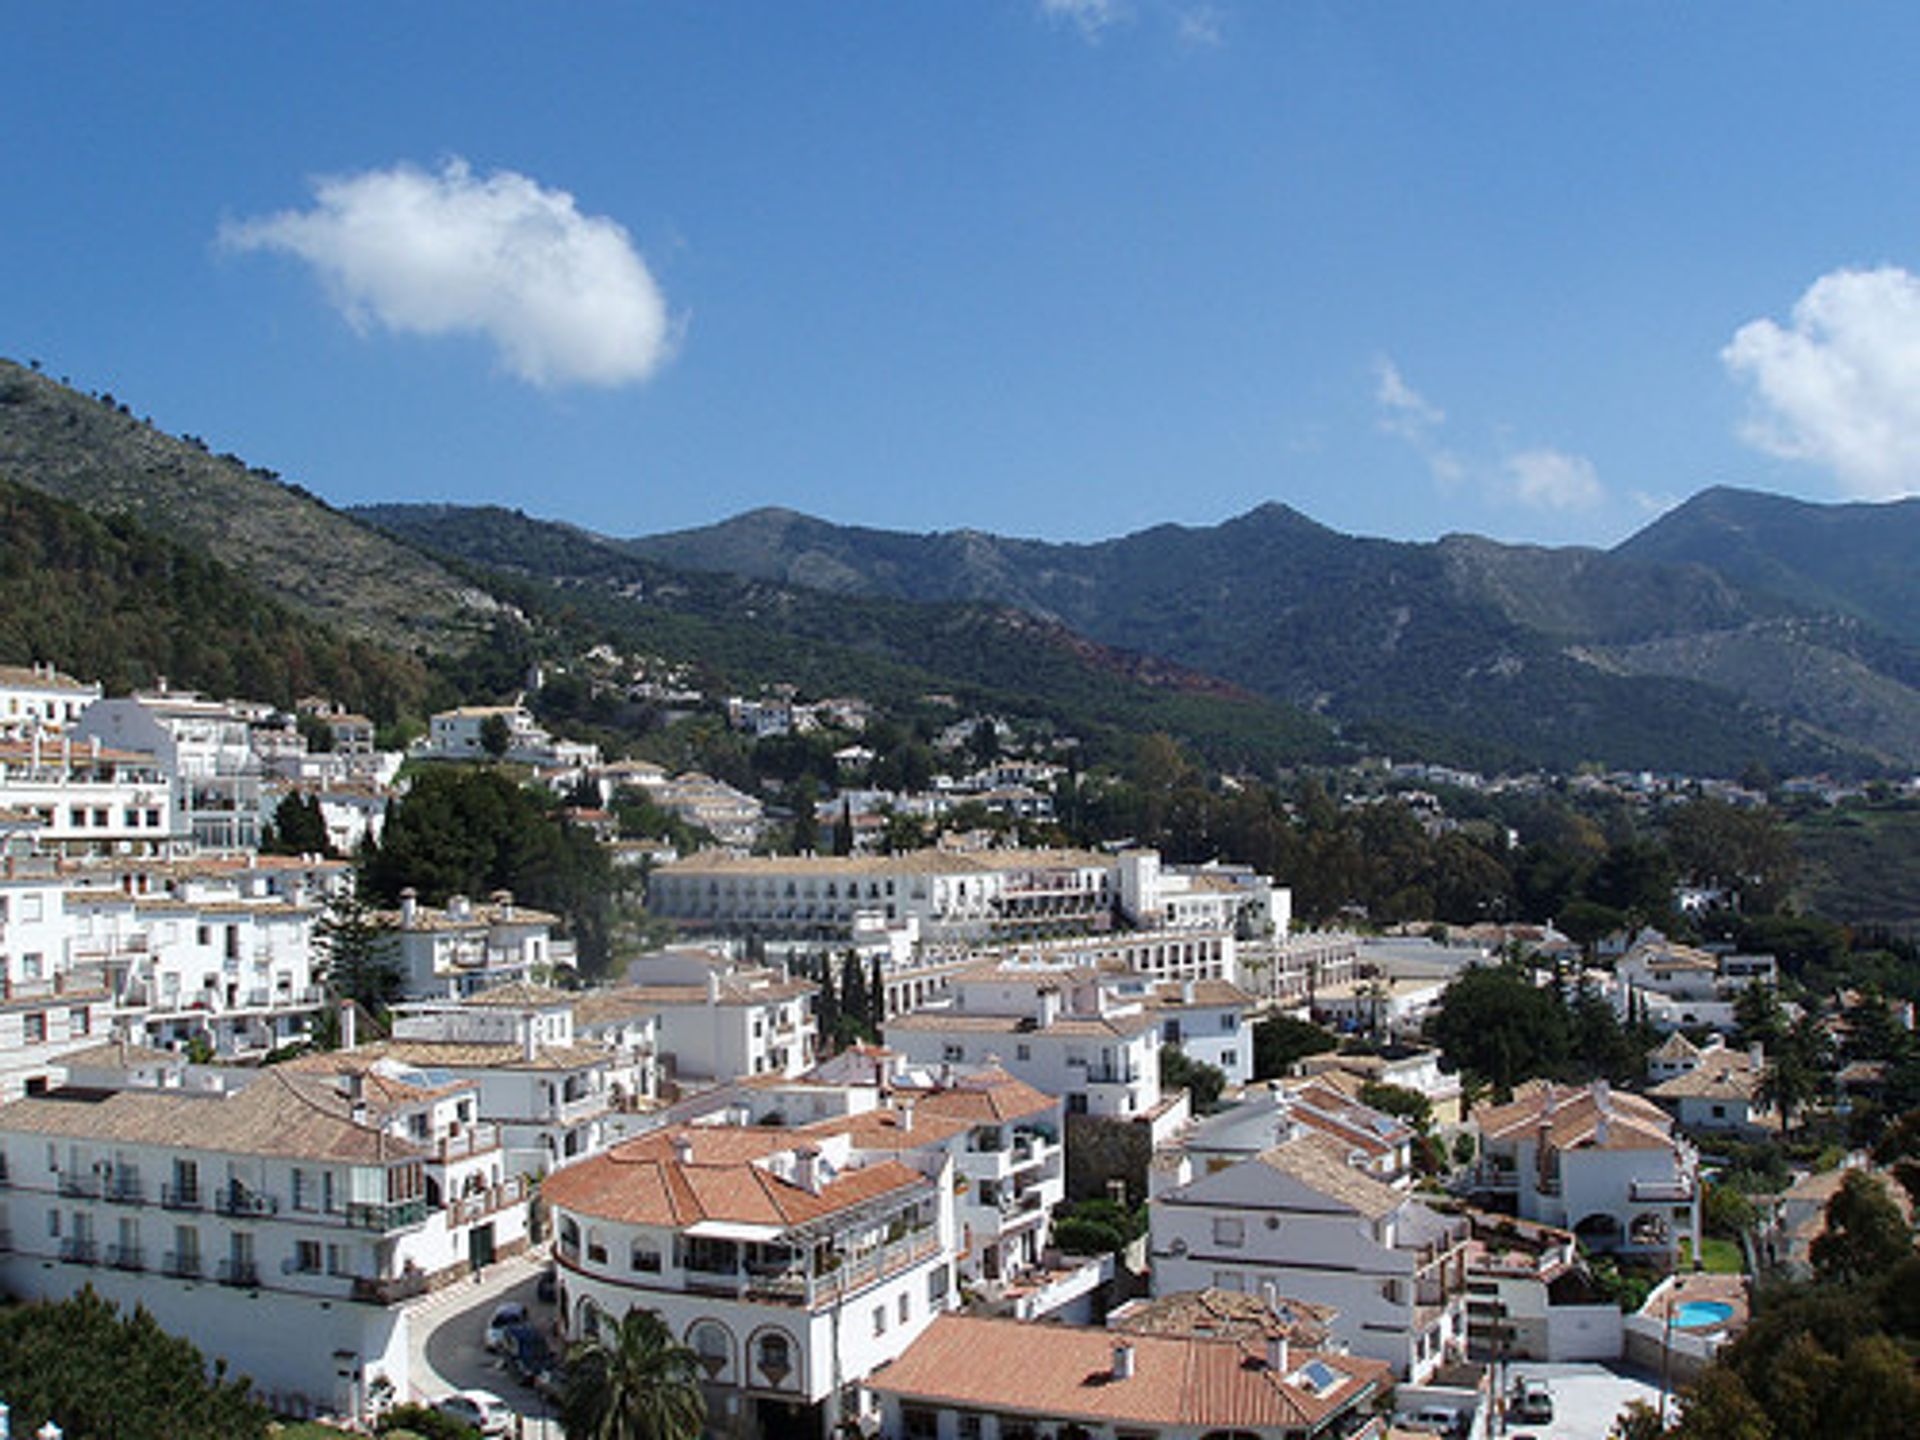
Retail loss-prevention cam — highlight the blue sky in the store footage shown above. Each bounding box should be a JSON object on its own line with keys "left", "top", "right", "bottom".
{"left": 6, "top": 2, "right": 1920, "bottom": 549}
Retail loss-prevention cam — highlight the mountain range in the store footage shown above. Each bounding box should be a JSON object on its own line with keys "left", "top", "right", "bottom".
{"left": 4, "top": 355, "right": 1918, "bottom": 778}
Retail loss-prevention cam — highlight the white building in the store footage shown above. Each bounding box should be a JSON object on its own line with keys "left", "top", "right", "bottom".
{"left": 1646, "top": 1037, "right": 1773, "bottom": 1135}
{"left": 1469, "top": 1081, "right": 1700, "bottom": 1262}
{"left": 1135, "top": 977, "right": 1259, "bottom": 1087}
{"left": 376, "top": 888, "right": 560, "bottom": 999}
{"left": 0, "top": 662, "right": 102, "bottom": 736}
{"left": 76, "top": 690, "right": 266, "bottom": 852}
{"left": 870, "top": 1313, "right": 1392, "bottom": 1440}
{"left": 0, "top": 1063, "right": 529, "bottom": 1420}
{"left": 1116, "top": 850, "right": 1290, "bottom": 938}
{"left": 883, "top": 963, "right": 1170, "bottom": 1126}
{"left": 617, "top": 948, "right": 819, "bottom": 1085}
{"left": 1165, "top": 1078, "right": 1416, "bottom": 1192}
{"left": 1149, "top": 1130, "right": 1471, "bottom": 1381}
{"left": 0, "top": 734, "right": 180, "bottom": 856}
{"left": 543, "top": 1122, "right": 958, "bottom": 1436}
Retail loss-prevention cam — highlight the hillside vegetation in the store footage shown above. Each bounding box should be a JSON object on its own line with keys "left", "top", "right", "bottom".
{"left": 0, "top": 476, "right": 444, "bottom": 721}
{"left": 627, "top": 501, "right": 1920, "bottom": 775}
{"left": 0, "top": 358, "right": 497, "bottom": 652}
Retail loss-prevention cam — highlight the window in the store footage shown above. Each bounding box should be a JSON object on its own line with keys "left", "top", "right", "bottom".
{"left": 872, "top": 1305, "right": 887, "bottom": 1337}
{"left": 1212, "top": 1270, "right": 1244, "bottom": 1291}
{"left": 755, "top": 1331, "right": 793, "bottom": 1384}
{"left": 22, "top": 953, "right": 43, "bottom": 980}
{"left": 1221, "top": 1050, "right": 1237, "bottom": 1068}
{"left": 69, "top": 1008, "right": 90, "bottom": 1038}
{"left": 1015, "top": 1043, "right": 1031, "bottom": 1061}
{"left": 23, "top": 1013, "right": 45, "bottom": 1044}
{"left": 903, "top": 1408, "right": 939, "bottom": 1440}
{"left": 1220, "top": 1014, "right": 1237, "bottom": 1031}
{"left": 942, "top": 1043, "right": 964, "bottom": 1062}
{"left": 630, "top": 1243, "right": 661, "bottom": 1273}
{"left": 928, "top": 1265, "right": 950, "bottom": 1306}
{"left": 1213, "top": 1216, "right": 1245, "bottom": 1247}
{"left": 898, "top": 1292, "right": 911, "bottom": 1324}
{"left": 295, "top": 1240, "right": 322, "bottom": 1273}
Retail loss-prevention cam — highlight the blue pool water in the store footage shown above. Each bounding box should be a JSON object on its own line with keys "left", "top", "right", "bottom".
{"left": 1674, "top": 1300, "right": 1734, "bottom": 1329}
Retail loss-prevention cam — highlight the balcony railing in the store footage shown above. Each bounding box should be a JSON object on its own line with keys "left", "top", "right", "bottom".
{"left": 446, "top": 1176, "right": 528, "bottom": 1229}
{"left": 351, "top": 1270, "right": 430, "bottom": 1305}
{"left": 107, "top": 1175, "right": 147, "bottom": 1206}
{"left": 161, "top": 1182, "right": 203, "bottom": 1211}
{"left": 1631, "top": 1178, "right": 1695, "bottom": 1203}
{"left": 58, "top": 1172, "right": 102, "bottom": 1200}
{"left": 214, "top": 1187, "right": 278, "bottom": 1218}
{"left": 433, "top": 1124, "right": 501, "bottom": 1162}
{"left": 162, "top": 1251, "right": 203, "bottom": 1279}
{"left": 346, "top": 1198, "right": 429, "bottom": 1232}
{"left": 107, "top": 1243, "right": 145, "bottom": 1271}
{"left": 217, "top": 1258, "right": 260, "bottom": 1288}
{"left": 58, "top": 1236, "right": 99, "bottom": 1265}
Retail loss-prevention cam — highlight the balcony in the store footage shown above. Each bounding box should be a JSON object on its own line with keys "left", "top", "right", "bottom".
{"left": 107, "top": 1174, "right": 147, "bottom": 1206}
{"left": 58, "top": 1236, "right": 99, "bottom": 1265}
{"left": 213, "top": 1186, "right": 278, "bottom": 1218}
{"left": 161, "top": 1182, "right": 203, "bottom": 1211}
{"left": 346, "top": 1198, "right": 429, "bottom": 1232}
{"left": 351, "top": 1269, "right": 430, "bottom": 1305}
{"left": 433, "top": 1124, "right": 501, "bottom": 1163}
{"left": 446, "top": 1175, "right": 528, "bottom": 1229}
{"left": 58, "top": 1172, "right": 102, "bottom": 1200}
{"left": 162, "top": 1251, "right": 203, "bottom": 1279}
{"left": 217, "top": 1258, "right": 261, "bottom": 1288}
{"left": 107, "top": 1243, "right": 145, "bottom": 1271}
{"left": 1631, "top": 1177, "right": 1695, "bottom": 1204}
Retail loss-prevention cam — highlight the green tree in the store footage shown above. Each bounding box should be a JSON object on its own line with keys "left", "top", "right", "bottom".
{"left": 790, "top": 775, "right": 820, "bottom": 854}
{"left": 560, "top": 1306, "right": 706, "bottom": 1440}
{"left": 478, "top": 711, "right": 513, "bottom": 758}
{"left": 314, "top": 890, "right": 401, "bottom": 1013}
{"left": 1252, "top": 1015, "right": 1339, "bottom": 1080}
{"left": 1160, "top": 1044, "right": 1227, "bottom": 1111}
{"left": 1810, "top": 1170, "right": 1914, "bottom": 1285}
{"left": 0, "top": 1288, "right": 271, "bottom": 1439}
{"left": 1427, "top": 964, "right": 1571, "bottom": 1094}
{"left": 262, "top": 790, "right": 334, "bottom": 857}
{"left": 1359, "top": 1079, "right": 1433, "bottom": 1132}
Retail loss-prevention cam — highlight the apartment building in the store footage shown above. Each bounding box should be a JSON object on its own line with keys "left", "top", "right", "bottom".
{"left": 619, "top": 948, "right": 819, "bottom": 1086}
{"left": 0, "top": 1064, "right": 529, "bottom": 1419}
{"left": 543, "top": 1123, "right": 957, "bottom": 1437}
{"left": 1149, "top": 1130, "right": 1471, "bottom": 1381}
{"left": 883, "top": 963, "right": 1166, "bottom": 1124}
{"left": 76, "top": 690, "right": 266, "bottom": 853}
{"left": 1162, "top": 1079, "right": 1416, "bottom": 1192}
{"left": 0, "top": 734, "right": 180, "bottom": 856}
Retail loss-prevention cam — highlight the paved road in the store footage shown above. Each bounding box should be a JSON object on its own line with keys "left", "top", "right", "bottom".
{"left": 406, "top": 1246, "right": 565, "bottom": 1438}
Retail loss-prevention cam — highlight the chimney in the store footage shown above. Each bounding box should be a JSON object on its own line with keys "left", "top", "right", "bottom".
{"left": 706, "top": 970, "right": 722, "bottom": 1003}
{"left": 898, "top": 1100, "right": 914, "bottom": 1134}
{"left": 795, "top": 1146, "right": 824, "bottom": 1194}
{"left": 1749, "top": 1042, "right": 1765, "bottom": 1071}
{"left": 1110, "top": 1343, "right": 1135, "bottom": 1380}
{"left": 1266, "top": 1334, "right": 1290, "bottom": 1374}
{"left": 399, "top": 888, "right": 418, "bottom": 927}
{"left": 346, "top": 1071, "right": 367, "bottom": 1126}
{"left": 672, "top": 1134, "right": 694, "bottom": 1165}
{"left": 523, "top": 1021, "right": 539, "bottom": 1064}
{"left": 494, "top": 889, "right": 515, "bottom": 920}
{"left": 340, "top": 1002, "right": 356, "bottom": 1052}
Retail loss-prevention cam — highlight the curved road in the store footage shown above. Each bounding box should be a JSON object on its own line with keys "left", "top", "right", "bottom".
{"left": 407, "top": 1245, "right": 565, "bottom": 1438}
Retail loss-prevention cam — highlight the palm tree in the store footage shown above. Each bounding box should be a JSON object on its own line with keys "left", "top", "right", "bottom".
{"left": 561, "top": 1307, "right": 708, "bottom": 1440}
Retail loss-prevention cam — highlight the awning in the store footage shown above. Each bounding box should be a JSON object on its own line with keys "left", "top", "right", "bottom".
{"left": 684, "top": 1220, "right": 788, "bottom": 1243}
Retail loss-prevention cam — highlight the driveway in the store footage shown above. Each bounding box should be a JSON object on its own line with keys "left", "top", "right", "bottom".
{"left": 1493, "top": 1361, "right": 1666, "bottom": 1440}
{"left": 407, "top": 1246, "right": 565, "bottom": 1438}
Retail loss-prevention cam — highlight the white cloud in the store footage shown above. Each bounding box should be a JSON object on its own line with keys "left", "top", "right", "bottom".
{"left": 1373, "top": 357, "right": 1603, "bottom": 512}
{"left": 1503, "top": 448, "right": 1603, "bottom": 512}
{"left": 221, "top": 158, "right": 672, "bottom": 389}
{"left": 1176, "top": 5, "right": 1224, "bottom": 47}
{"left": 1040, "top": 0, "right": 1123, "bottom": 40}
{"left": 1723, "top": 265, "right": 1920, "bottom": 498}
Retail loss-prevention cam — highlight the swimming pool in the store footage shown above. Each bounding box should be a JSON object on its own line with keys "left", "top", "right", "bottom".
{"left": 1673, "top": 1300, "right": 1734, "bottom": 1329}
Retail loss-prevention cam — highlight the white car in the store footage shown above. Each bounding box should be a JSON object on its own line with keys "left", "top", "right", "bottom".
{"left": 435, "top": 1388, "right": 514, "bottom": 1436}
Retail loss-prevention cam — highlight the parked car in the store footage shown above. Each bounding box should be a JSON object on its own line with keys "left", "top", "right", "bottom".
{"left": 435, "top": 1388, "right": 514, "bottom": 1436}
{"left": 484, "top": 1301, "right": 529, "bottom": 1353}
{"left": 1511, "top": 1378, "right": 1554, "bottom": 1425}
{"left": 502, "top": 1321, "right": 556, "bottom": 1387}
{"left": 1398, "top": 1407, "right": 1466, "bottom": 1436}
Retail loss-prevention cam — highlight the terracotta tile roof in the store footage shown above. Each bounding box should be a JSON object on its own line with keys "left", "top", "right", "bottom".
{"left": 0, "top": 1070, "right": 425, "bottom": 1163}
{"left": 464, "top": 981, "right": 577, "bottom": 1009}
{"left": 541, "top": 1126, "right": 930, "bottom": 1231}
{"left": 1144, "top": 979, "right": 1257, "bottom": 1008}
{"left": 1253, "top": 1131, "right": 1407, "bottom": 1220}
{"left": 870, "top": 1314, "right": 1387, "bottom": 1430}
{"left": 1110, "top": 1288, "right": 1336, "bottom": 1348}
{"left": 1476, "top": 1083, "right": 1675, "bottom": 1153}
{"left": 57, "top": 1040, "right": 183, "bottom": 1069}
{"left": 910, "top": 1069, "right": 1059, "bottom": 1124}
{"left": 280, "top": 1038, "right": 609, "bottom": 1075}
{"left": 1650, "top": 1055, "right": 1761, "bottom": 1102}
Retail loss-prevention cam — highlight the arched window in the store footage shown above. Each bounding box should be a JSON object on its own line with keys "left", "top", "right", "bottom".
{"left": 753, "top": 1328, "right": 796, "bottom": 1386}
{"left": 688, "top": 1318, "right": 734, "bottom": 1379}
